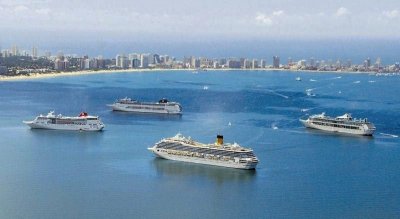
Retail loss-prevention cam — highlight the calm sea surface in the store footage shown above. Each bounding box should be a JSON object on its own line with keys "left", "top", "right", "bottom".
{"left": 0, "top": 70, "right": 399, "bottom": 218}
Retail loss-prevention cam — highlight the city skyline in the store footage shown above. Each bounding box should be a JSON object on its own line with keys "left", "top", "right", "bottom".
{"left": 1, "top": 43, "right": 399, "bottom": 76}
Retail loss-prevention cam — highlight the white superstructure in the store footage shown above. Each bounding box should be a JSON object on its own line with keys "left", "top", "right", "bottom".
{"left": 300, "top": 113, "right": 375, "bottom": 136}
{"left": 23, "top": 111, "right": 105, "bottom": 131}
{"left": 148, "top": 134, "right": 259, "bottom": 170}
{"left": 108, "top": 97, "right": 182, "bottom": 114}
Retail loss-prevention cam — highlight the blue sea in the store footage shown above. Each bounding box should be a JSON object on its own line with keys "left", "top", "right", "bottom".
{"left": 0, "top": 70, "right": 399, "bottom": 218}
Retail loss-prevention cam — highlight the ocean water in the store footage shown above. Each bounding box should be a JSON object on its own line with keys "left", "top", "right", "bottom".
{"left": 0, "top": 70, "right": 399, "bottom": 218}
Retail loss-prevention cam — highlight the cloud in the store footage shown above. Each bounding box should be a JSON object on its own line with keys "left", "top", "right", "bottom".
{"left": 35, "top": 8, "right": 51, "bottom": 15}
{"left": 335, "top": 7, "right": 350, "bottom": 17}
{"left": 256, "top": 14, "right": 273, "bottom": 26}
{"left": 382, "top": 9, "right": 399, "bottom": 19}
{"left": 272, "top": 10, "right": 284, "bottom": 16}
{"left": 14, "top": 5, "right": 29, "bottom": 12}
{"left": 255, "top": 10, "right": 284, "bottom": 26}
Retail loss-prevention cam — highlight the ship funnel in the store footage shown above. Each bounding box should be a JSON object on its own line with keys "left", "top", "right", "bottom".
{"left": 216, "top": 135, "right": 223, "bottom": 145}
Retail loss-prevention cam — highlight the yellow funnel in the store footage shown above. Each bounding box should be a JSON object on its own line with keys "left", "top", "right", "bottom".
{"left": 216, "top": 135, "right": 223, "bottom": 145}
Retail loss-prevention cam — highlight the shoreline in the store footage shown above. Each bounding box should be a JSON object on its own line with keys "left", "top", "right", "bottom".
{"left": 0, "top": 68, "right": 378, "bottom": 82}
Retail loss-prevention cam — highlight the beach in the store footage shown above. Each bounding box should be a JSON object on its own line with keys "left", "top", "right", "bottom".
{"left": 0, "top": 68, "right": 377, "bottom": 82}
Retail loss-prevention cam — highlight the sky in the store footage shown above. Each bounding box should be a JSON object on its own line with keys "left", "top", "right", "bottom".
{"left": 1, "top": 0, "right": 400, "bottom": 60}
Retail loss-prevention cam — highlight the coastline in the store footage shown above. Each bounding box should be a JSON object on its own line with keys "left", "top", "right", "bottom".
{"left": 0, "top": 68, "right": 376, "bottom": 82}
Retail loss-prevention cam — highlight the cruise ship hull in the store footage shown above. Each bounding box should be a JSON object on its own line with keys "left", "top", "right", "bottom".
{"left": 109, "top": 104, "right": 182, "bottom": 115}
{"left": 300, "top": 119, "right": 374, "bottom": 136}
{"left": 149, "top": 148, "right": 258, "bottom": 170}
{"left": 23, "top": 121, "right": 104, "bottom": 131}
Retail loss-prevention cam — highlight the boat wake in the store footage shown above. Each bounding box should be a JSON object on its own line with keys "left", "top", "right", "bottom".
{"left": 353, "top": 80, "right": 361, "bottom": 84}
{"left": 305, "top": 88, "right": 316, "bottom": 97}
{"left": 264, "top": 89, "right": 289, "bottom": 99}
{"left": 300, "top": 107, "right": 319, "bottom": 112}
{"left": 379, "top": 133, "right": 399, "bottom": 138}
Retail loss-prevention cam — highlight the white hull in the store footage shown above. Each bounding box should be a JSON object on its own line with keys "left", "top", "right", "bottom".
{"left": 23, "top": 121, "right": 104, "bottom": 131}
{"left": 149, "top": 149, "right": 257, "bottom": 170}
{"left": 300, "top": 119, "right": 374, "bottom": 136}
{"left": 110, "top": 104, "right": 181, "bottom": 115}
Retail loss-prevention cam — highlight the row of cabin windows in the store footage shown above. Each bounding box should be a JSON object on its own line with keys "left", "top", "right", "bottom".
{"left": 312, "top": 121, "right": 360, "bottom": 130}
{"left": 157, "top": 143, "right": 254, "bottom": 158}
{"left": 313, "top": 119, "right": 363, "bottom": 126}
{"left": 127, "top": 106, "right": 165, "bottom": 110}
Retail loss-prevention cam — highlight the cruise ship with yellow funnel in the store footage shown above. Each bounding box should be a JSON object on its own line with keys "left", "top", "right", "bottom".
{"left": 148, "top": 134, "right": 259, "bottom": 169}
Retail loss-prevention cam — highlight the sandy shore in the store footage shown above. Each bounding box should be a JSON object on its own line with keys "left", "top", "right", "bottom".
{"left": 0, "top": 69, "right": 173, "bottom": 81}
{"left": 0, "top": 68, "right": 376, "bottom": 81}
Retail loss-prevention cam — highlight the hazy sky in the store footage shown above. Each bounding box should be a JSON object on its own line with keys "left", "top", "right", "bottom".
{"left": 1, "top": 0, "right": 399, "bottom": 41}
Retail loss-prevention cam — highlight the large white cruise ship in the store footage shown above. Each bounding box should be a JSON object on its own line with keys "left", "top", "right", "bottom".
{"left": 300, "top": 113, "right": 376, "bottom": 136}
{"left": 148, "top": 134, "right": 259, "bottom": 170}
{"left": 23, "top": 111, "right": 105, "bottom": 131}
{"left": 108, "top": 97, "right": 182, "bottom": 114}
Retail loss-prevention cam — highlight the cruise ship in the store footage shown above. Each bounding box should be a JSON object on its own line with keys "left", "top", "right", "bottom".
{"left": 148, "top": 134, "right": 259, "bottom": 169}
{"left": 300, "top": 113, "right": 375, "bottom": 136}
{"left": 23, "top": 111, "right": 105, "bottom": 131}
{"left": 108, "top": 97, "right": 182, "bottom": 114}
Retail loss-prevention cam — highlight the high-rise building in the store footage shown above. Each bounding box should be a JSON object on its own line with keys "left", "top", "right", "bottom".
{"left": 129, "top": 53, "right": 140, "bottom": 61}
{"left": 273, "top": 56, "right": 280, "bottom": 68}
{"left": 240, "top": 58, "right": 247, "bottom": 68}
{"left": 2, "top": 49, "right": 10, "bottom": 57}
{"left": 54, "top": 58, "right": 68, "bottom": 71}
{"left": 227, "top": 59, "right": 241, "bottom": 68}
{"left": 140, "top": 54, "right": 150, "bottom": 68}
{"left": 97, "top": 58, "right": 105, "bottom": 69}
{"left": 32, "top": 47, "right": 38, "bottom": 58}
{"left": 219, "top": 58, "right": 227, "bottom": 66}
{"left": 251, "top": 59, "right": 258, "bottom": 69}
{"left": 366, "top": 57, "right": 371, "bottom": 67}
{"left": 131, "top": 59, "right": 141, "bottom": 68}
{"left": 194, "top": 59, "right": 201, "bottom": 68}
{"left": 21, "top": 50, "right": 29, "bottom": 57}
{"left": 375, "top": 57, "right": 381, "bottom": 68}
{"left": 116, "top": 54, "right": 128, "bottom": 68}
{"left": 190, "top": 56, "right": 196, "bottom": 68}
{"left": 84, "top": 59, "right": 91, "bottom": 69}
{"left": 260, "top": 59, "right": 266, "bottom": 68}
{"left": 11, "top": 45, "right": 19, "bottom": 56}
{"left": 116, "top": 55, "right": 121, "bottom": 67}
{"left": 153, "top": 54, "right": 161, "bottom": 65}
{"left": 309, "top": 57, "right": 315, "bottom": 68}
